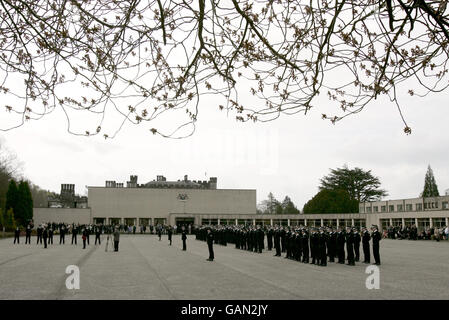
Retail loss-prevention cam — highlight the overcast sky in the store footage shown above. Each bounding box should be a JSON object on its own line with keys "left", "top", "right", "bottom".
{"left": 1, "top": 81, "right": 449, "bottom": 211}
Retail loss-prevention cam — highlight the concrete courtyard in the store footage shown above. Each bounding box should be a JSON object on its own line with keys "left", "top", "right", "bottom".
{"left": 0, "top": 234, "right": 448, "bottom": 300}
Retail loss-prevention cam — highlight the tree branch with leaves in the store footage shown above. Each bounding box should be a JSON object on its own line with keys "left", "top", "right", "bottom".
{"left": 0, "top": 0, "right": 448, "bottom": 138}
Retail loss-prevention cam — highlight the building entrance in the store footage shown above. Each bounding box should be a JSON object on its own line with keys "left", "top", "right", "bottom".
{"left": 175, "top": 217, "right": 195, "bottom": 229}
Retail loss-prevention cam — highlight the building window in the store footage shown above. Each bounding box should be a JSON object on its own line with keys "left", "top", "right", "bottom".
{"left": 435, "top": 201, "right": 438, "bottom": 208}
{"left": 389, "top": 205, "right": 395, "bottom": 212}
{"left": 360, "top": 207, "right": 365, "bottom": 213}
{"left": 366, "top": 207, "right": 372, "bottom": 213}
{"left": 416, "top": 203, "right": 423, "bottom": 211}
{"left": 406, "top": 204, "right": 413, "bottom": 211}
{"left": 373, "top": 206, "right": 378, "bottom": 212}
{"left": 443, "top": 202, "right": 449, "bottom": 210}
{"left": 381, "top": 206, "right": 386, "bottom": 212}
{"left": 397, "top": 204, "right": 403, "bottom": 212}
{"left": 424, "top": 203, "right": 427, "bottom": 209}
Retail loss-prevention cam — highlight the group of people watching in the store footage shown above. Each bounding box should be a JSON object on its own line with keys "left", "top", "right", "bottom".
{"left": 384, "top": 224, "right": 449, "bottom": 241}
{"left": 195, "top": 224, "right": 382, "bottom": 266}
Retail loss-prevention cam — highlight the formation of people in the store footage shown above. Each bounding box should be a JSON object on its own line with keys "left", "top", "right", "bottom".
{"left": 195, "top": 224, "right": 382, "bottom": 266}
{"left": 12, "top": 221, "right": 191, "bottom": 253}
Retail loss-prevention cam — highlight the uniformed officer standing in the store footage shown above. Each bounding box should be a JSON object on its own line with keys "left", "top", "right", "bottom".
{"left": 71, "top": 224, "right": 78, "bottom": 245}
{"left": 86, "top": 226, "right": 90, "bottom": 245}
{"left": 267, "top": 227, "right": 273, "bottom": 251}
{"left": 318, "top": 228, "right": 328, "bottom": 266}
{"left": 60, "top": 224, "right": 66, "bottom": 244}
{"left": 25, "top": 224, "right": 32, "bottom": 244}
{"left": 168, "top": 226, "right": 173, "bottom": 245}
{"left": 36, "top": 225, "right": 43, "bottom": 245}
{"left": 48, "top": 227, "right": 54, "bottom": 245}
{"left": 371, "top": 225, "right": 381, "bottom": 265}
{"left": 82, "top": 228, "right": 87, "bottom": 249}
{"left": 336, "top": 227, "right": 346, "bottom": 264}
{"left": 13, "top": 227, "right": 20, "bottom": 244}
{"left": 353, "top": 228, "right": 361, "bottom": 262}
{"left": 280, "top": 227, "right": 286, "bottom": 253}
{"left": 256, "top": 226, "right": 264, "bottom": 253}
{"left": 273, "top": 227, "right": 281, "bottom": 257}
{"left": 181, "top": 226, "right": 187, "bottom": 250}
{"left": 113, "top": 226, "right": 120, "bottom": 252}
{"left": 310, "top": 229, "right": 319, "bottom": 265}
{"left": 157, "top": 226, "right": 162, "bottom": 241}
{"left": 328, "top": 228, "right": 337, "bottom": 262}
{"left": 42, "top": 226, "right": 48, "bottom": 249}
{"left": 206, "top": 228, "right": 214, "bottom": 261}
{"left": 301, "top": 229, "right": 309, "bottom": 263}
{"left": 362, "top": 227, "right": 371, "bottom": 263}
{"left": 95, "top": 226, "right": 101, "bottom": 245}
{"left": 345, "top": 227, "right": 355, "bottom": 266}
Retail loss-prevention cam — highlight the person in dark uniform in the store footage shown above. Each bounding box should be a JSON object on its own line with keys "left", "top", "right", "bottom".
{"left": 14, "top": 227, "right": 20, "bottom": 244}
{"left": 371, "top": 225, "right": 381, "bottom": 265}
{"left": 86, "top": 226, "right": 90, "bottom": 245}
{"left": 280, "top": 227, "right": 286, "bottom": 253}
{"left": 36, "top": 225, "right": 43, "bottom": 245}
{"left": 42, "top": 226, "right": 48, "bottom": 249}
{"left": 113, "top": 227, "right": 120, "bottom": 252}
{"left": 167, "top": 226, "right": 173, "bottom": 245}
{"left": 327, "top": 228, "right": 337, "bottom": 262}
{"left": 181, "top": 226, "right": 187, "bottom": 250}
{"left": 206, "top": 228, "right": 214, "bottom": 261}
{"left": 310, "top": 229, "right": 319, "bottom": 265}
{"left": 256, "top": 226, "right": 264, "bottom": 253}
{"left": 295, "top": 231, "right": 302, "bottom": 261}
{"left": 60, "top": 225, "right": 66, "bottom": 244}
{"left": 71, "top": 224, "right": 78, "bottom": 245}
{"left": 318, "top": 228, "right": 328, "bottom": 266}
{"left": 353, "top": 228, "right": 361, "bottom": 262}
{"left": 336, "top": 227, "right": 346, "bottom": 264}
{"left": 82, "top": 228, "right": 87, "bottom": 249}
{"left": 48, "top": 227, "right": 54, "bottom": 245}
{"left": 95, "top": 226, "right": 101, "bottom": 245}
{"left": 301, "top": 229, "right": 309, "bottom": 263}
{"left": 285, "top": 229, "right": 292, "bottom": 259}
{"left": 157, "top": 226, "right": 162, "bottom": 241}
{"left": 25, "top": 224, "right": 32, "bottom": 244}
{"left": 273, "top": 227, "right": 281, "bottom": 257}
{"left": 362, "top": 227, "right": 371, "bottom": 263}
{"left": 267, "top": 227, "right": 273, "bottom": 251}
{"left": 345, "top": 227, "right": 355, "bottom": 266}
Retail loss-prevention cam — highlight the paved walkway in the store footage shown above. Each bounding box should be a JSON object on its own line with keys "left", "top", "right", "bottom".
{"left": 1, "top": 235, "right": 448, "bottom": 299}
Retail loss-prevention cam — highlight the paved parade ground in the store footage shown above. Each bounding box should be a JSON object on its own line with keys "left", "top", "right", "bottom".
{"left": 1, "top": 235, "right": 448, "bottom": 300}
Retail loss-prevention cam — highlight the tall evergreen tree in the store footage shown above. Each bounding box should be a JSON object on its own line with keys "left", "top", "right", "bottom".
{"left": 5, "top": 179, "right": 18, "bottom": 217}
{"left": 421, "top": 165, "right": 440, "bottom": 197}
{"left": 281, "top": 196, "right": 300, "bottom": 214}
{"left": 319, "top": 165, "right": 388, "bottom": 202}
{"left": 16, "top": 181, "right": 33, "bottom": 226}
{"left": 0, "top": 208, "right": 4, "bottom": 231}
{"left": 303, "top": 189, "right": 359, "bottom": 214}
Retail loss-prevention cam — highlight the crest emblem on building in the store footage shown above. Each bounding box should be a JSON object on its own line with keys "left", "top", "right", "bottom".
{"left": 177, "top": 193, "right": 189, "bottom": 200}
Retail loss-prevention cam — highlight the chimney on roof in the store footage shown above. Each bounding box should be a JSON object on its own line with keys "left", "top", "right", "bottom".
{"left": 184, "top": 175, "right": 188, "bottom": 182}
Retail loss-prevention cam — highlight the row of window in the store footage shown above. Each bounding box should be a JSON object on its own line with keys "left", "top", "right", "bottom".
{"left": 201, "top": 219, "right": 367, "bottom": 227}
{"left": 363, "top": 201, "right": 449, "bottom": 213}
{"left": 380, "top": 218, "right": 448, "bottom": 230}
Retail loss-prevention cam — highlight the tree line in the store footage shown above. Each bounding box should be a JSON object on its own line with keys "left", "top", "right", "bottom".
{"left": 259, "top": 164, "right": 441, "bottom": 215}
{"left": 0, "top": 142, "right": 49, "bottom": 232}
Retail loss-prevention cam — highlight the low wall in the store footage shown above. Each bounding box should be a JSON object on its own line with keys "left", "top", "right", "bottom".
{"left": 33, "top": 208, "right": 91, "bottom": 226}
